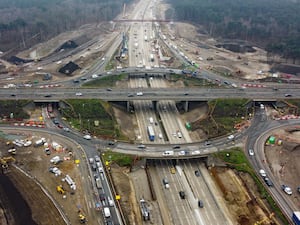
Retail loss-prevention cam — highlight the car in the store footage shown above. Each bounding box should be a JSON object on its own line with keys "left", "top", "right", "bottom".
{"left": 57, "top": 124, "right": 63, "bottom": 129}
{"left": 204, "top": 140, "right": 212, "bottom": 146}
{"left": 282, "top": 184, "right": 292, "bottom": 195}
{"left": 259, "top": 169, "right": 266, "bottom": 177}
{"left": 73, "top": 79, "right": 80, "bottom": 83}
{"left": 285, "top": 94, "right": 292, "bottom": 97}
{"left": 83, "top": 134, "right": 91, "bottom": 140}
{"left": 44, "top": 148, "right": 51, "bottom": 155}
{"left": 128, "top": 93, "right": 134, "bottom": 97}
{"left": 264, "top": 177, "right": 273, "bottom": 187}
{"left": 100, "top": 193, "right": 106, "bottom": 201}
{"left": 248, "top": 149, "right": 254, "bottom": 156}
{"left": 106, "top": 88, "right": 112, "bottom": 91}
{"left": 80, "top": 77, "right": 87, "bottom": 81}
{"left": 53, "top": 118, "right": 59, "bottom": 125}
{"left": 198, "top": 200, "right": 204, "bottom": 208}
{"left": 173, "top": 145, "right": 180, "bottom": 149}
{"left": 179, "top": 191, "right": 185, "bottom": 199}
{"left": 178, "top": 151, "right": 185, "bottom": 156}
{"left": 10, "top": 94, "right": 16, "bottom": 97}
{"left": 162, "top": 151, "right": 174, "bottom": 156}
{"left": 106, "top": 221, "right": 114, "bottom": 225}
{"left": 170, "top": 167, "right": 176, "bottom": 174}
{"left": 94, "top": 155, "right": 100, "bottom": 162}
{"left": 63, "top": 127, "right": 70, "bottom": 132}
{"left": 195, "top": 170, "right": 200, "bottom": 177}
{"left": 227, "top": 134, "right": 235, "bottom": 140}
{"left": 44, "top": 94, "right": 52, "bottom": 98}
{"left": 192, "top": 150, "right": 200, "bottom": 155}
{"left": 108, "top": 141, "right": 115, "bottom": 146}
{"left": 184, "top": 92, "right": 189, "bottom": 96}
{"left": 158, "top": 133, "right": 163, "bottom": 139}
{"left": 75, "top": 92, "right": 82, "bottom": 96}
{"left": 136, "top": 92, "right": 143, "bottom": 96}
{"left": 137, "top": 144, "right": 146, "bottom": 149}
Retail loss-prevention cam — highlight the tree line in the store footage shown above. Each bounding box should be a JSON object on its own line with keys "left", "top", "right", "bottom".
{"left": 0, "top": 0, "right": 131, "bottom": 53}
{"left": 166, "top": 0, "right": 300, "bottom": 62}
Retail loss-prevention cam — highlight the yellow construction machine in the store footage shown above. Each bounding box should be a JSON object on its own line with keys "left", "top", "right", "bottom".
{"left": 78, "top": 211, "right": 87, "bottom": 224}
{"left": 56, "top": 185, "right": 65, "bottom": 194}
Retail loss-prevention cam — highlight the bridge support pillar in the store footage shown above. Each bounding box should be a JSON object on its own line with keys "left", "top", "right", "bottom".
{"left": 127, "top": 101, "right": 130, "bottom": 112}
{"left": 153, "top": 101, "right": 158, "bottom": 111}
{"left": 184, "top": 101, "right": 189, "bottom": 112}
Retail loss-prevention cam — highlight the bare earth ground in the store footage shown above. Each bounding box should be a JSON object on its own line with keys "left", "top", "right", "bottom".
{"left": 0, "top": 130, "right": 93, "bottom": 225}
{"left": 265, "top": 129, "right": 300, "bottom": 209}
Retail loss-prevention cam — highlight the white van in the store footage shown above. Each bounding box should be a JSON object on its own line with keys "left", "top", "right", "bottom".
{"left": 104, "top": 207, "right": 111, "bottom": 218}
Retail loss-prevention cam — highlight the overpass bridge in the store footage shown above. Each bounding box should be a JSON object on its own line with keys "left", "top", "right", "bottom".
{"left": 1, "top": 87, "right": 298, "bottom": 111}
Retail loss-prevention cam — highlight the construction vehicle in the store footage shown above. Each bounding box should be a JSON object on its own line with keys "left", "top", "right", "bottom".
{"left": 56, "top": 185, "right": 65, "bottom": 194}
{"left": 78, "top": 211, "right": 87, "bottom": 224}
{"left": 0, "top": 157, "right": 16, "bottom": 168}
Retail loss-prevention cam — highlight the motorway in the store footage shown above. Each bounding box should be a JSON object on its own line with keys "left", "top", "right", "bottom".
{"left": 1, "top": 0, "right": 300, "bottom": 224}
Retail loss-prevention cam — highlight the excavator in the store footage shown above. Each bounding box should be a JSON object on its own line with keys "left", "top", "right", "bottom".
{"left": 0, "top": 157, "right": 16, "bottom": 171}
{"left": 56, "top": 185, "right": 65, "bottom": 194}
{"left": 78, "top": 210, "right": 87, "bottom": 224}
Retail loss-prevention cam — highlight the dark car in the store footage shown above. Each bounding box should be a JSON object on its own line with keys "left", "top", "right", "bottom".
{"left": 173, "top": 145, "right": 180, "bottom": 149}
{"left": 108, "top": 141, "right": 115, "bottom": 146}
{"left": 44, "top": 94, "right": 52, "bottom": 97}
{"left": 106, "top": 88, "right": 112, "bottom": 91}
{"left": 285, "top": 94, "right": 292, "bottom": 97}
{"left": 198, "top": 200, "right": 204, "bottom": 208}
{"left": 195, "top": 170, "right": 200, "bottom": 177}
{"left": 44, "top": 148, "right": 51, "bottom": 155}
{"left": 264, "top": 177, "right": 273, "bottom": 187}
{"left": 179, "top": 191, "right": 185, "bottom": 199}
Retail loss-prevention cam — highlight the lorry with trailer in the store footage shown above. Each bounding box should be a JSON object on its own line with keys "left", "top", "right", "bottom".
{"left": 104, "top": 207, "right": 111, "bottom": 218}
{"left": 147, "top": 126, "right": 155, "bottom": 141}
{"left": 293, "top": 211, "right": 300, "bottom": 225}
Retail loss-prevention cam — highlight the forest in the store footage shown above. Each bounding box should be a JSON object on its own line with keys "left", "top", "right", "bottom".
{"left": 0, "top": 0, "right": 131, "bottom": 53}
{"left": 166, "top": 0, "right": 300, "bottom": 61}
{"left": 0, "top": 0, "right": 299, "bottom": 62}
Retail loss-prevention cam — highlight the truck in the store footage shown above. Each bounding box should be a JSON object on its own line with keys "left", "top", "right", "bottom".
{"left": 293, "top": 211, "right": 300, "bottom": 225}
{"left": 95, "top": 178, "right": 102, "bottom": 189}
{"left": 150, "top": 54, "right": 154, "bottom": 62}
{"left": 103, "top": 207, "right": 111, "bottom": 218}
{"left": 147, "top": 126, "right": 155, "bottom": 141}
